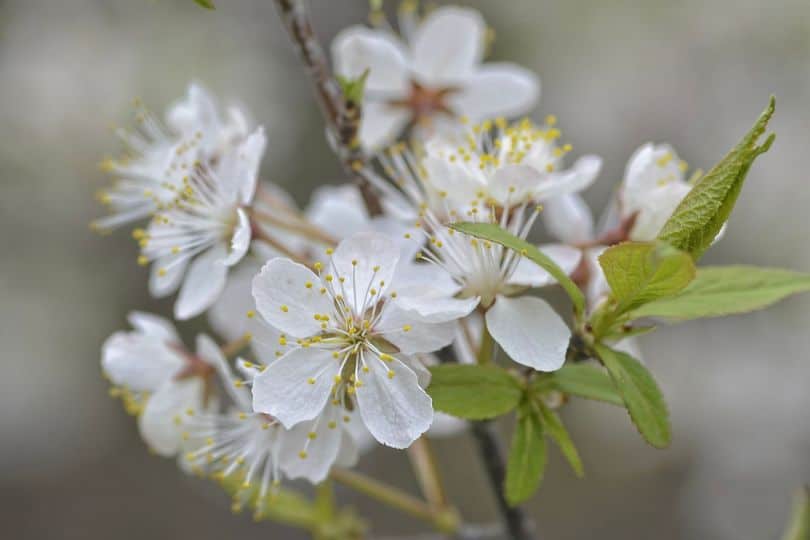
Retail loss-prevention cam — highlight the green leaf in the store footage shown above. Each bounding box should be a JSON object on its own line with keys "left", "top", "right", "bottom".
{"left": 427, "top": 364, "right": 522, "bottom": 420}
{"left": 658, "top": 97, "right": 775, "bottom": 260}
{"left": 194, "top": 0, "right": 216, "bottom": 9}
{"left": 505, "top": 405, "right": 547, "bottom": 506}
{"left": 535, "top": 402, "right": 584, "bottom": 477}
{"left": 337, "top": 69, "right": 370, "bottom": 104}
{"left": 781, "top": 486, "right": 810, "bottom": 540}
{"left": 599, "top": 241, "right": 696, "bottom": 314}
{"left": 594, "top": 344, "right": 671, "bottom": 448}
{"left": 540, "top": 364, "right": 624, "bottom": 407}
{"left": 628, "top": 266, "right": 810, "bottom": 321}
{"left": 450, "top": 221, "right": 586, "bottom": 316}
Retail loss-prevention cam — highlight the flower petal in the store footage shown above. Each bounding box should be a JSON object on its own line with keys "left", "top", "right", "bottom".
{"left": 355, "top": 353, "right": 433, "bottom": 448}
{"left": 166, "top": 83, "right": 220, "bottom": 135}
{"left": 508, "top": 244, "right": 583, "bottom": 288}
{"left": 127, "top": 311, "right": 179, "bottom": 342}
{"left": 148, "top": 254, "right": 189, "bottom": 298}
{"left": 534, "top": 154, "right": 602, "bottom": 201}
{"left": 305, "top": 184, "right": 370, "bottom": 240}
{"left": 280, "top": 404, "right": 344, "bottom": 483}
{"left": 196, "top": 333, "right": 250, "bottom": 409}
{"left": 411, "top": 6, "right": 485, "bottom": 85}
{"left": 252, "top": 258, "right": 333, "bottom": 338}
{"left": 542, "top": 193, "right": 595, "bottom": 245}
{"left": 393, "top": 289, "right": 478, "bottom": 322}
{"left": 331, "top": 26, "right": 410, "bottom": 95}
{"left": 251, "top": 347, "right": 339, "bottom": 429}
{"left": 449, "top": 63, "right": 540, "bottom": 121}
{"left": 138, "top": 378, "right": 205, "bottom": 457}
{"left": 486, "top": 295, "right": 570, "bottom": 372}
{"left": 622, "top": 143, "right": 685, "bottom": 214}
{"left": 489, "top": 164, "right": 544, "bottom": 204}
{"left": 101, "top": 332, "right": 184, "bottom": 391}
{"left": 629, "top": 181, "right": 691, "bottom": 241}
{"left": 376, "top": 303, "right": 457, "bottom": 354}
{"left": 174, "top": 244, "right": 229, "bottom": 320}
{"left": 358, "top": 102, "right": 411, "bottom": 151}
{"left": 331, "top": 232, "right": 400, "bottom": 314}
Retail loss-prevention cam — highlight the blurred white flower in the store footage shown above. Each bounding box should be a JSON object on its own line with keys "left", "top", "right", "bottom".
{"left": 94, "top": 83, "right": 251, "bottom": 231}
{"left": 376, "top": 120, "right": 599, "bottom": 371}
{"left": 101, "top": 312, "right": 235, "bottom": 457}
{"left": 332, "top": 6, "right": 539, "bottom": 150}
{"left": 138, "top": 127, "right": 266, "bottom": 320}
{"left": 251, "top": 232, "right": 476, "bottom": 449}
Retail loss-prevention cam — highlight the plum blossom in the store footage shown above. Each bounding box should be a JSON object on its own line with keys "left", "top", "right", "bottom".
{"left": 137, "top": 127, "right": 266, "bottom": 320}
{"left": 376, "top": 120, "right": 601, "bottom": 371}
{"left": 93, "top": 84, "right": 251, "bottom": 231}
{"left": 251, "top": 232, "right": 476, "bottom": 449}
{"left": 101, "top": 312, "right": 235, "bottom": 457}
{"left": 332, "top": 5, "right": 539, "bottom": 150}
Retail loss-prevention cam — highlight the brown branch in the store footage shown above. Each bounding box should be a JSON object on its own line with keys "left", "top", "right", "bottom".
{"left": 272, "top": 0, "right": 382, "bottom": 215}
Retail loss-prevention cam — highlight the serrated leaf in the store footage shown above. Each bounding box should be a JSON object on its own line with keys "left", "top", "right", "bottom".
{"left": 535, "top": 402, "right": 584, "bottom": 477}
{"left": 194, "top": 0, "right": 216, "bottom": 9}
{"left": 658, "top": 97, "right": 775, "bottom": 260}
{"left": 781, "top": 486, "right": 810, "bottom": 540}
{"left": 628, "top": 266, "right": 810, "bottom": 321}
{"left": 450, "top": 221, "right": 586, "bottom": 316}
{"left": 540, "top": 364, "right": 624, "bottom": 406}
{"left": 427, "top": 364, "right": 522, "bottom": 420}
{"left": 599, "top": 241, "right": 696, "bottom": 314}
{"left": 594, "top": 344, "right": 670, "bottom": 448}
{"left": 505, "top": 405, "right": 547, "bottom": 506}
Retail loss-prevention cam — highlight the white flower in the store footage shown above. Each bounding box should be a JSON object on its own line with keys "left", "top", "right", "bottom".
{"left": 332, "top": 6, "right": 539, "bottom": 150}
{"left": 94, "top": 83, "right": 251, "bottom": 231}
{"left": 251, "top": 232, "right": 476, "bottom": 449}
{"left": 138, "top": 127, "right": 266, "bottom": 320}
{"left": 101, "top": 312, "right": 234, "bottom": 457}
{"left": 376, "top": 121, "right": 600, "bottom": 371}
{"left": 620, "top": 143, "right": 693, "bottom": 241}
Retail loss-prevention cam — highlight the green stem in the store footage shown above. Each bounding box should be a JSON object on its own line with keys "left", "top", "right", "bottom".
{"left": 476, "top": 323, "right": 494, "bottom": 365}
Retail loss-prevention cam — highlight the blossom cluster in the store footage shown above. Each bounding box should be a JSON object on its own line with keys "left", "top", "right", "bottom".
{"left": 96, "top": 3, "right": 704, "bottom": 506}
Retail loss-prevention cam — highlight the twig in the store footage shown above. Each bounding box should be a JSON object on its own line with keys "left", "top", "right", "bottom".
{"left": 407, "top": 436, "right": 449, "bottom": 510}
{"left": 272, "top": 0, "right": 382, "bottom": 215}
{"left": 470, "top": 421, "right": 536, "bottom": 540}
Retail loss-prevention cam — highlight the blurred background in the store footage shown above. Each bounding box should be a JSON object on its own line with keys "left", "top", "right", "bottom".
{"left": 1, "top": 0, "right": 808, "bottom": 538}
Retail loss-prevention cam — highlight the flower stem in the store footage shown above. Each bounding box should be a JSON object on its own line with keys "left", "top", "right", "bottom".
{"left": 220, "top": 334, "right": 251, "bottom": 358}
{"left": 476, "top": 323, "right": 495, "bottom": 365}
{"left": 407, "top": 436, "right": 449, "bottom": 510}
{"left": 272, "top": 0, "right": 382, "bottom": 215}
{"left": 330, "top": 468, "right": 458, "bottom": 534}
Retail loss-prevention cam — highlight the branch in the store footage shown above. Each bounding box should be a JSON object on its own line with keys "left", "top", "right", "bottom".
{"left": 470, "top": 421, "right": 536, "bottom": 540}
{"left": 272, "top": 0, "right": 382, "bottom": 215}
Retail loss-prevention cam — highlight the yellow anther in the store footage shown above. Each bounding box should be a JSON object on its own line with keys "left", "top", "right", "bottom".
{"left": 325, "top": 248, "right": 334, "bottom": 255}
{"left": 307, "top": 377, "right": 316, "bottom": 385}
{"left": 246, "top": 310, "right": 255, "bottom": 318}
{"left": 314, "top": 262, "right": 323, "bottom": 271}
{"left": 158, "top": 268, "right": 167, "bottom": 277}
{"left": 305, "top": 281, "right": 313, "bottom": 289}
{"left": 387, "top": 370, "right": 395, "bottom": 379}
{"left": 137, "top": 255, "right": 149, "bottom": 266}
{"left": 299, "top": 450, "right": 308, "bottom": 459}
{"left": 280, "top": 305, "right": 289, "bottom": 312}
{"left": 402, "top": 325, "right": 412, "bottom": 332}
{"left": 307, "top": 431, "right": 317, "bottom": 440}
{"left": 351, "top": 259, "right": 358, "bottom": 266}
{"left": 328, "top": 421, "right": 337, "bottom": 429}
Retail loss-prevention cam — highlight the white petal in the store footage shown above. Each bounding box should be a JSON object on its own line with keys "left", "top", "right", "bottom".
{"left": 305, "top": 184, "right": 370, "bottom": 240}
{"left": 251, "top": 348, "right": 339, "bottom": 429}
{"left": 252, "top": 258, "right": 332, "bottom": 338}
{"left": 126, "top": 311, "right": 179, "bottom": 342}
{"left": 629, "top": 181, "right": 691, "bottom": 241}
{"left": 195, "top": 333, "right": 250, "bottom": 409}
{"left": 280, "top": 405, "right": 344, "bottom": 483}
{"left": 166, "top": 83, "right": 220, "bottom": 135}
{"left": 392, "top": 289, "right": 478, "bottom": 322}
{"left": 393, "top": 260, "right": 459, "bottom": 295}
{"left": 534, "top": 154, "right": 602, "bottom": 201}
{"left": 449, "top": 63, "right": 540, "bottom": 120}
{"left": 215, "top": 127, "right": 265, "bottom": 205}
{"left": 208, "top": 259, "right": 261, "bottom": 341}
{"left": 422, "top": 154, "right": 486, "bottom": 205}
{"left": 355, "top": 353, "right": 433, "bottom": 448}
{"left": 358, "top": 102, "right": 411, "bottom": 151}
{"left": 138, "top": 378, "right": 205, "bottom": 457}
{"left": 508, "top": 244, "right": 583, "bottom": 288}
{"left": 331, "top": 232, "right": 400, "bottom": 314}
{"left": 411, "top": 6, "right": 485, "bottom": 85}
{"left": 584, "top": 246, "right": 610, "bottom": 310}
{"left": 174, "top": 244, "right": 229, "bottom": 320}
{"left": 622, "top": 143, "right": 685, "bottom": 214}
{"left": 542, "top": 193, "right": 595, "bottom": 245}
{"left": 486, "top": 295, "right": 570, "bottom": 372}
{"left": 489, "top": 164, "right": 544, "bottom": 204}
{"left": 376, "top": 303, "right": 457, "bottom": 354}
{"left": 101, "top": 332, "right": 184, "bottom": 391}
{"left": 331, "top": 26, "right": 410, "bottom": 95}
{"left": 148, "top": 254, "right": 189, "bottom": 298}
{"left": 334, "top": 430, "right": 360, "bottom": 468}
{"left": 223, "top": 208, "right": 251, "bottom": 266}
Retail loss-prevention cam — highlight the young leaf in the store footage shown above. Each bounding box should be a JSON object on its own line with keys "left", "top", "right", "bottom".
{"left": 427, "top": 364, "right": 522, "bottom": 420}
{"left": 780, "top": 486, "right": 810, "bottom": 540}
{"left": 658, "top": 97, "right": 776, "bottom": 260}
{"left": 505, "top": 405, "right": 547, "bottom": 506}
{"left": 194, "top": 0, "right": 216, "bottom": 9}
{"left": 337, "top": 69, "right": 370, "bottom": 104}
{"left": 594, "top": 344, "right": 671, "bottom": 448}
{"left": 535, "top": 402, "right": 584, "bottom": 477}
{"left": 599, "top": 241, "right": 696, "bottom": 313}
{"left": 540, "top": 364, "right": 624, "bottom": 406}
{"left": 450, "top": 221, "right": 586, "bottom": 316}
{"left": 628, "top": 266, "right": 810, "bottom": 321}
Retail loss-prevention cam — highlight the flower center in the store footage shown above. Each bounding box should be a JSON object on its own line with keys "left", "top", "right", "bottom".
{"left": 389, "top": 80, "right": 458, "bottom": 124}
